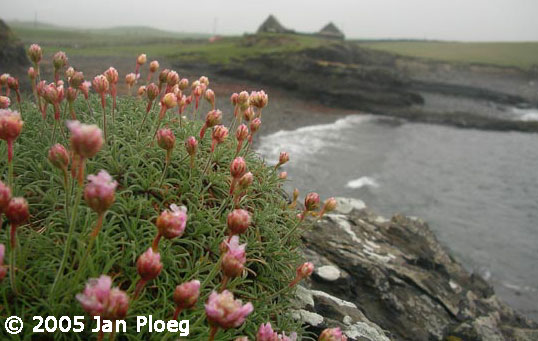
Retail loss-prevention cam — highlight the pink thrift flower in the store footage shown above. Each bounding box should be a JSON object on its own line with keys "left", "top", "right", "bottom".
{"left": 104, "top": 67, "right": 119, "bottom": 85}
{"left": 221, "top": 235, "right": 247, "bottom": 278}
{"left": 238, "top": 172, "right": 253, "bottom": 190}
{"left": 28, "top": 44, "right": 43, "bottom": 64}
{"left": 125, "top": 73, "right": 137, "bottom": 87}
{"left": 305, "top": 192, "right": 321, "bottom": 211}
{"left": 66, "top": 120, "right": 103, "bottom": 158}
{"left": 77, "top": 275, "right": 129, "bottom": 320}
{"left": 65, "top": 67, "right": 75, "bottom": 79}
{"left": 166, "top": 71, "right": 179, "bottom": 87}
{"left": 205, "top": 89, "right": 215, "bottom": 108}
{"left": 236, "top": 124, "right": 249, "bottom": 142}
{"left": 70, "top": 71, "right": 85, "bottom": 88}
{"left": 159, "top": 69, "right": 170, "bottom": 88}
{"left": 227, "top": 209, "right": 251, "bottom": 235}
{"left": 52, "top": 51, "right": 68, "bottom": 71}
{"left": 297, "top": 262, "right": 314, "bottom": 279}
{"left": 48, "top": 144, "right": 70, "bottom": 170}
{"left": 318, "top": 327, "right": 347, "bottom": 341}
{"left": 185, "top": 136, "right": 198, "bottom": 156}
{"left": 230, "top": 157, "right": 247, "bottom": 179}
{"left": 157, "top": 128, "right": 176, "bottom": 151}
{"left": 0, "top": 181, "right": 12, "bottom": 212}
{"left": 0, "top": 109, "right": 23, "bottom": 142}
{"left": 0, "top": 96, "right": 10, "bottom": 109}
{"left": 200, "top": 109, "right": 222, "bottom": 139}
{"left": 76, "top": 275, "right": 112, "bottom": 316}
{"left": 156, "top": 204, "right": 188, "bottom": 239}
{"left": 230, "top": 93, "right": 239, "bottom": 106}
{"left": 238, "top": 91, "right": 249, "bottom": 109}
{"left": 84, "top": 170, "right": 117, "bottom": 214}
{"left": 92, "top": 75, "right": 109, "bottom": 95}
{"left": 178, "top": 78, "right": 189, "bottom": 91}
{"left": 211, "top": 125, "right": 228, "bottom": 152}
{"left": 149, "top": 60, "right": 159, "bottom": 73}
{"left": 79, "top": 81, "right": 91, "bottom": 100}
{"left": 146, "top": 83, "right": 159, "bottom": 101}
{"left": 250, "top": 118, "right": 261, "bottom": 134}
{"left": 278, "top": 152, "right": 289, "bottom": 166}
{"left": 204, "top": 290, "right": 253, "bottom": 329}
{"left": 5, "top": 197, "right": 29, "bottom": 226}
{"left": 243, "top": 107, "right": 255, "bottom": 122}
{"left": 199, "top": 76, "right": 209, "bottom": 86}
{"left": 104, "top": 288, "right": 129, "bottom": 320}
{"left": 173, "top": 280, "right": 201, "bottom": 310}
{"left": 257, "top": 322, "right": 278, "bottom": 341}
{"left": 137, "top": 54, "right": 147, "bottom": 65}
{"left": 137, "top": 247, "right": 163, "bottom": 281}
{"left": 250, "top": 90, "right": 268, "bottom": 109}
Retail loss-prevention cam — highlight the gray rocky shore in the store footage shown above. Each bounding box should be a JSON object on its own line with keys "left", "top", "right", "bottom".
{"left": 294, "top": 198, "right": 538, "bottom": 340}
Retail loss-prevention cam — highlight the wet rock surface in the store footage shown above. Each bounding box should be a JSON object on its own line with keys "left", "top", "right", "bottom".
{"left": 295, "top": 198, "right": 538, "bottom": 340}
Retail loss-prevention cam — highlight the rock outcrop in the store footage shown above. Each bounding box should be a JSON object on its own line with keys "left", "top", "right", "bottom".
{"left": 0, "top": 20, "right": 29, "bottom": 70}
{"left": 294, "top": 198, "right": 538, "bottom": 340}
{"left": 217, "top": 41, "right": 424, "bottom": 110}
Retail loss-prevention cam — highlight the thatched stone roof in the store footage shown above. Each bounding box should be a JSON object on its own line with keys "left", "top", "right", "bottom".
{"left": 257, "top": 15, "right": 293, "bottom": 34}
{"left": 318, "top": 22, "right": 345, "bottom": 39}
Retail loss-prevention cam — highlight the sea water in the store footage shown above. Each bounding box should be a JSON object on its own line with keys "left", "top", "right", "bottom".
{"left": 258, "top": 115, "right": 538, "bottom": 320}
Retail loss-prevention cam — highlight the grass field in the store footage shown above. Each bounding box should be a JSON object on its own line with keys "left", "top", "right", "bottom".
{"left": 357, "top": 40, "right": 538, "bottom": 70}
{"left": 9, "top": 21, "right": 323, "bottom": 65}
{"left": 10, "top": 21, "right": 538, "bottom": 71}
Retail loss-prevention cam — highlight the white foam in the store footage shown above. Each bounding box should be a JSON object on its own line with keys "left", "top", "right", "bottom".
{"left": 510, "top": 108, "right": 538, "bottom": 121}
{"left": 257, "top": 115, "right": 373, "bottom": 163}
{"left": 346, "top": 176, "right": 379, "bottom": 189}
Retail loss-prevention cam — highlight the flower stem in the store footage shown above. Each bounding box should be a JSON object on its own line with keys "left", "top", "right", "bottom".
{"left": 202, "top": 151, "right": 213, "bottom": 175}
{"left": 51, "top": 173, "right": 84, "bottom": 295}
{"left": 133, "top": 279, "right": 147, "bottom": 300}
{"left": 9, "top": 223, "right": 18, "bottom": 295}
{"left": 139, "top": 101, "right": 153, "bottom": 132}
{"left": 17, "top": 98, "right": 22, "bottom": 119}
{"left": 151, "top": 233, "right": 162, "bottom": 251}
{"left": 152, "top": 119, "right": 162, "bottom": 141}
{"left": 7, "top": 159, "right": 13, "bottom": 189}
{"left": 159, "top": 151, "right": 171, "bottom": 188}
{"left": 219, "top": 275, "right": 229, "bottom": 292}
{"left": 208, "top": 325, "right": 218, "bottom": 341}
{"left": 281, "top": 218, "right": 303, "bottom": 244}
{"left": 51, "top": 119, "right": 58, "bottom": 144}
{"left": 102, "top": 95, "right": 107, "bottom": 143}
{"left": 172, "top": 306, "right": 182, "bottom": 321}
{"left": 62, "top": 167, "right": 70, "bottom": 221}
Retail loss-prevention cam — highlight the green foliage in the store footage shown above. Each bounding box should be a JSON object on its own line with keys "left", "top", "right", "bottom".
{"left": 171, "top": 34, "right": 326, "bottom": 65}
{"left": 357, "top": 40, "right": 538, "bottom": 70}
{"left": 10, "top": 23, "right": 325, "bottom": 64}
{"left": 9, "top": 22, "right": 209, "bottom": 58}
{"left": 0, "top": 94, "right": 304, "bottom": 340}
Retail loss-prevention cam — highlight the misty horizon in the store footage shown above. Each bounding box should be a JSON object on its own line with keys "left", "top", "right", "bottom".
{"left": 3, "top": 0, "right": 538, "bottom": 42}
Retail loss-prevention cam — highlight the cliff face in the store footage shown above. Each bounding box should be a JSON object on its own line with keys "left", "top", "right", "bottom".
{"left": 217, "top": 42, "right": 424, "bottom": 110}
{"left": 294, "top": 198, "right": 538, "bottom": 341}
{"left": 0, "top": 20, "right": 29, "bottom": 69}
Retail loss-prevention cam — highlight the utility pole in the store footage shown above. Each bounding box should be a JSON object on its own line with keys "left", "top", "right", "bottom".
{"left": 212, "top": 17, "right": 218, "bottom": 36}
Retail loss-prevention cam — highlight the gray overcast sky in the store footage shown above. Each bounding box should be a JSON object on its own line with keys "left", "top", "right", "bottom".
{"left": 3, "top": 0, "right": 538, "bottom": 41}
